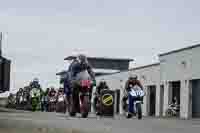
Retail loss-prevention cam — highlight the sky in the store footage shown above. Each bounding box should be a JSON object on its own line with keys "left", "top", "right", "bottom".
{"left": 0, "top": 0, "right": 200, "bottom": 90}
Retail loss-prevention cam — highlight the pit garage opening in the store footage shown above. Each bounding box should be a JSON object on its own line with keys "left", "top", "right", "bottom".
{"left": 168, "top": 81, "right": 181, "bottom": 117}
{"left": 147, "top": 85, "right": 156, "bottom": 116}
{"left": 171, "top": 81, "right": 180, "bottom": 105}
{"left": 192, "top": 79, "right": 200, "bottom": 118}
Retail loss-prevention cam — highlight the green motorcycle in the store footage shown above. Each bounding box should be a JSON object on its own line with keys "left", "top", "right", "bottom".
{"left": 30, "top": 88, "right": 41, "bottom": 111}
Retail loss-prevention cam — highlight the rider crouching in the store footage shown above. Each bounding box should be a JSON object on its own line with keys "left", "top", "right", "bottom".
{"left": 30, "top": 78, "right": 42, "bottom": 111}
{"left": 124, "top": 74, "right": 144, "bottom": 118}
{"left": 48, "top": 87, "right": 57, "bottom": 112}
{"left": 94, "top": 79, "right": 109, "bottom": 115}
{"left": 56, "top": 88, "right": 67, "bottom": 113}
{"left": 70, "top": 54, "right": 96, "bottom": 113}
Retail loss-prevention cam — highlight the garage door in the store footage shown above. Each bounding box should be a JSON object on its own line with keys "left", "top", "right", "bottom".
{"left": 192, "top": 80, "right": 200, "bottom": 117}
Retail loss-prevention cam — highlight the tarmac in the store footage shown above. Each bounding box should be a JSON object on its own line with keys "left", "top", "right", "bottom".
{"left": 0, "top": 107, "right": 200, "bottom": 133}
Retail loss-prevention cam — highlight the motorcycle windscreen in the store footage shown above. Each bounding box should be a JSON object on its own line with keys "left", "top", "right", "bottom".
{"left": 75, "top": 70, "right": 91, "bottom": 81}
{"left": 58, "top": 96, "right": 64, "bottom": 102}
{"left": 130, "top": 89, "right": 145, "bottom": 97}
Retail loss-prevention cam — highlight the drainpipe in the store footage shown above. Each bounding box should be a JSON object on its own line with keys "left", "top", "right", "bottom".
{"left": 0, "top": 32, "right": 2, "bottom": 57}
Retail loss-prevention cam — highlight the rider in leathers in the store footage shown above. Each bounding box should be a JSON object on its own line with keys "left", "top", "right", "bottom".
{"left": 94, "top": 80, "right": 109, "bottom": 114}
{"left": 123, "top": 74, "right": 144, "bottom": 118}
{"left": 69, "top": 54, "right": 96, "bottom": 111}
{"left": 30, "top": 78, "right": 42, "bottom": 111}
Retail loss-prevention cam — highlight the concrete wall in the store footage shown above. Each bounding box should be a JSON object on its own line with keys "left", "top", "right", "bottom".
{"left": 160, "top": 46, "right": 200, "bottom": 81}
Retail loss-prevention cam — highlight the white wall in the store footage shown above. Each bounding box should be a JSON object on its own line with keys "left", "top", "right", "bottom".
{"left": 160, "top": 46, "right": 200, "bottom": 82}
{"left": 96, "top": 64, "right": 160, "bottom": 90}
{"left": 95, "top": 45, "right": 200, "bottom": 118}
{"left": 160, "top": 46, "right": 200, "bottom": 119}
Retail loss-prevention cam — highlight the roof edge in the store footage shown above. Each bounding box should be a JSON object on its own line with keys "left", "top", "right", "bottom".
{"left": 159, "top": 43, "right": 200, "bottom": 57}
{"left": 64, "top": 56, "right": 134, "bottom": 62}
{"left": 129, "top": 63, "right": 160, "bottom": 71}
{"left": 96, "top": 62, "right": 160, "bottom": 77}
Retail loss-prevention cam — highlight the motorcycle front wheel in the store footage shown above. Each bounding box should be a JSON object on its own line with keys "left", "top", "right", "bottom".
{"left": 136, "top": 103, "right": 142, "bottom": 120}
{"left": 166, "top": 109, "right": 173, "bottom": 117}
{"left": 68, "top": 96, "right": 77, "bottom": 117}
{"left": 80, "top": 95, "right": 89, "bottom": 118}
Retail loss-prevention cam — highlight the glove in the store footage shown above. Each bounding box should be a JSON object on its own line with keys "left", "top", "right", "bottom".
{"left": 92, "top": 80, "right": 96, "bottom": 86}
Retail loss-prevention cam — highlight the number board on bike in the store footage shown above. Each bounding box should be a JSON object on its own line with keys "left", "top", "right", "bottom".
{"left": 102, "top": 94, "right": 113, "bottom": 106}
{"left": 135, "top": 90, "right": 142, "bottom": 96}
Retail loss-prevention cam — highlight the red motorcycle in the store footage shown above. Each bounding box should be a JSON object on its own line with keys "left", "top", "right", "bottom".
{"left": 69, "top": 79, "right": 92, "bottom": 118}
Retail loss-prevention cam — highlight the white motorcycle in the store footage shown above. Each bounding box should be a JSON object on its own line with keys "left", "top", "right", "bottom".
{"left": 129, "top": 85, "right": 145, "bottom": 119}
{"left": 166, "top": 103, "right": 180, "bottom": 117}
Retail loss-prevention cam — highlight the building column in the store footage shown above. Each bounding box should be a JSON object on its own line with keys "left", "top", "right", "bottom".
{"left": 180, "top": 80, "right": 190, "bottom": 119}
{"left": 163, "top": 81, "right": 172, "bottom": 116}
{"left": 143, "top": 85, "right": 149, "bottom": 116}
{"left": 119, "top": 81, "right": 124, "bottom": 115}
{"left": 91, "top": 87, "right": 96, "bottom": 113}
{"left": 156, "top": 84, "right": 161, "bottom": 117}
{"left": 114, "top": 90, "right": 118, "bottom": 114}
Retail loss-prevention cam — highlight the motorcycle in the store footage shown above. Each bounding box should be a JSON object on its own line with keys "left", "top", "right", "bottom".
{"left": 129, "top": 85, "right": 145, "bottom": 120}
{"left": 6, "top": 94, "right": 16, "bottom": 109}
{"left": 166, "top": 103, "right": 180, "bottom": 117}
{"left": 93, "top": 92, "right": 101, "bottom": 115}
{"left": 22, "top": 90, "right": 31, "bottom": 110}
{"left": 94, "top": 88, "right": 109, "bottom": 116}
{"left": 48, "top": 96, "right": 57, "bottom": 112}
{"left": 121, "top": 88, "right": 129, "bottom": 115}
{"left": 56, "top": 94, "right": 67, "bottom": 113}
{"left": 30, "top": 88, "right": 41, "bottom": 112}
{"left": 69, "top": 71, "right": 93, "bottom": 118}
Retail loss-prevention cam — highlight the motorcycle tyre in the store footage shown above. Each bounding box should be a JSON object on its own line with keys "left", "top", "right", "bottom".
{"left": 136, "top": 103, "right": 142, "bottom": 120}
{"left": 166, "top": 109, "right": 173, "bottom": 117}
{"left": 81, "top": 112, "right": 88, "bottom": 118}
{"left": 69, "top": 112, "right": 76, "bottom": 117}
{"left": 80, "top": 96, "right": 89, "bottom": 118}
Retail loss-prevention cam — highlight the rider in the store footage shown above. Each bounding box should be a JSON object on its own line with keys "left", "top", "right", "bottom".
{"left": 124, "top": 74, "right": 144, "bottom": 118}
{"left": 48, "top": 87, "right": 57, "bottom": 112}
{"left": 96, "top": 79, "right": 109, "bottom": 95}
{"left": 30, "top": 78, "right": 42, "bottom": 111}
{"left": 94, "top": 79, "right": 109, "bottom": 114}
{"left": 7, "top": 93, "right": 15, "bottom": 108}
{"left": 63, "top": 71, "right": 73, "bottom": 101}
{"left": 56, "top": 88, "right": 67, "bottom": 113}
{"left": 30, "top": 78, "right": 41, "bottom": 89}
{"left": 70, "top": 54, "right": 96, "bottom": 102}
{"left": 16, "top": 88, "right": 23, "bottom": 106}
{"left": 41, "top": 88, "right": 49, "bottom": 112}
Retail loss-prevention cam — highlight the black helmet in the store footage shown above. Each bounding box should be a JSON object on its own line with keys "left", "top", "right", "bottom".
{"left": 33, "top": 78, "right": 39, "bottom": 83}
{"left": 77, "top": 54, "right": 87, "bottom": 63}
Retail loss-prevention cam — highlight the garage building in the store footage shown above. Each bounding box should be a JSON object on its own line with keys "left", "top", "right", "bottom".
{"left": 97, "top": 43, "right": 200, "bottom": 119}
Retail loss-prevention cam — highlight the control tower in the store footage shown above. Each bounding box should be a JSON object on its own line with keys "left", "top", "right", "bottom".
{"left": 0, "top": 32, "right": 11, "bottom": 93}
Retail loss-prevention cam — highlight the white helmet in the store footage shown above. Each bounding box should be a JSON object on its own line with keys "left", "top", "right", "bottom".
{"left": 129, "top": 74, "right": 138, "bottom": 79}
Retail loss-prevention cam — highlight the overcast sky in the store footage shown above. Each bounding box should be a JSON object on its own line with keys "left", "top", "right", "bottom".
{"left": 1, "top": 0, "right": 200, "bottom": 90}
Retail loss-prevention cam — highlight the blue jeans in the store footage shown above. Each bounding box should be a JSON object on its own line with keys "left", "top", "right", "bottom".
{"left": 128, "top": 93, "right": 135, "bottom": 114}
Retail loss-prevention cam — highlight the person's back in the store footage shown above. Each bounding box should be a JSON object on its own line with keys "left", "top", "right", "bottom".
{"left": 96, "top": 81, "right": 109, "bottom": 95}
{"left": 70, "top": 55, "right": 95, "bottom": 82}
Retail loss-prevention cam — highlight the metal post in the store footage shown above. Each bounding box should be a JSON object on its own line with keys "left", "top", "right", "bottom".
{"left": 0, "top": 32, "right": 2, "bottom": 57}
